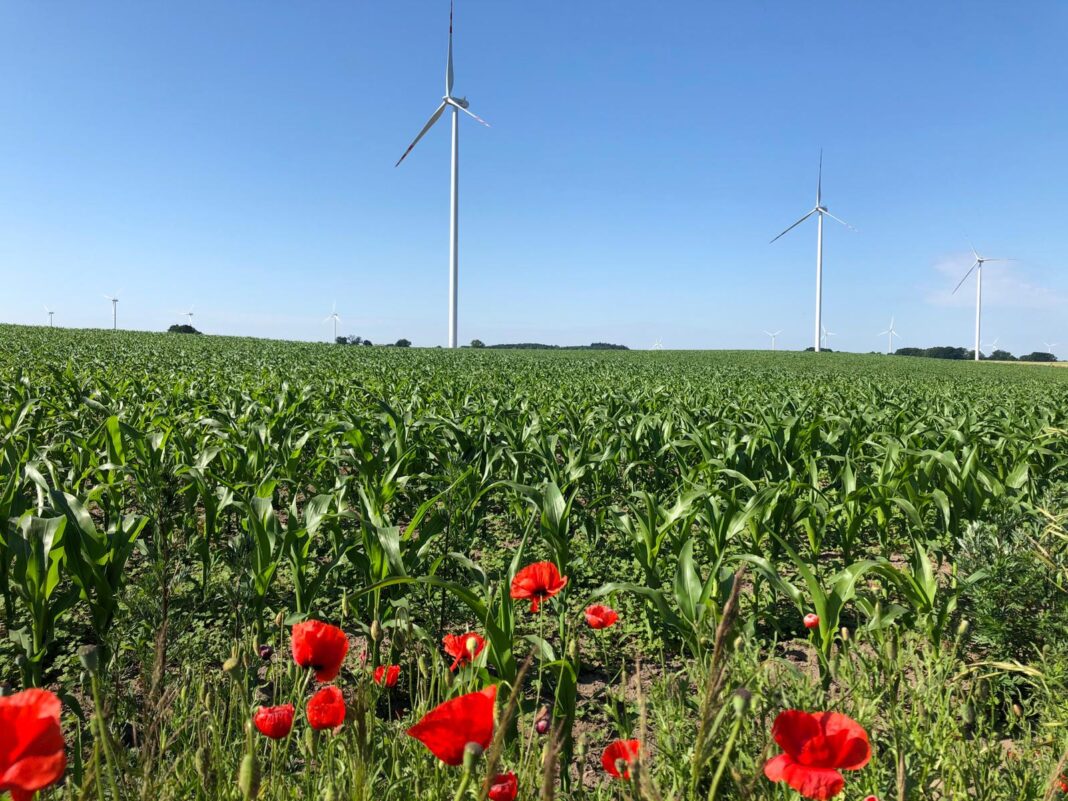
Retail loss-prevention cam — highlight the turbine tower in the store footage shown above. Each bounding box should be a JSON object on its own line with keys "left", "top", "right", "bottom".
{"left": 878, "top": 317, "right": 899, "bottom": 355}
{"left": 45, "top": 306, "right": 54, "bottom": 328}
{"left": 763, "top": 330, "right": 782, "bottom": 350}
{"left": 395, "top": 0, "right": 489, "bottom": 349}
{"left": 951, "top": 245, "right": 1013, "bottom": 362}
{"left": 104, "top": 293, "right": 120, "bottom": 331}
{"left": 771, "top": 151, "right": 853, "bottom": 352}
{"left": 325, "top": 304, "right": 341, "bottom": 343}
{"left": 182, "top": 307, "right": 195, "bottom": 325}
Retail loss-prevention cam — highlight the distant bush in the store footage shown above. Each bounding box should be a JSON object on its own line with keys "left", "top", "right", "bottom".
{"left": 1020, "top": 351, "right": 1057, "bottom": 362}
{"left": 485, "top": 342, "right": 629, "bottom": 350}
{"left": 395, "top": 339, "right": 412, "bottom": 348}
{"left": 167, "top": 324, "right": 201, "bottom": 335}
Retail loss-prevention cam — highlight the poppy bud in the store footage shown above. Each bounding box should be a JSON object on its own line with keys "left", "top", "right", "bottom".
{"left": 957, "top": 619, "right": 970, "bottom": 638}
{"left": 803, "top": 613, "right": 819, "bottom": 630}
{"left": 370, "top": 620, "right": 382, "bottom": 642}
{"left": 238, "top": 752, "right": 260, "bottom": 800}
{"left": 567, "top": 638, "right": 579, "bottom": 663}
{"left": 962, "top": 701, "right": 976, "bottom": 725}
{"left": 863, "top": 796, "right": 880, "bottom": 801}
{"left": 733, "top": 634, "right": 744, "bottom": 650}
{"left": 576, "top": 734, "right": 588, "bottom": 764}
{"left": 257, "top": 644, "right": 273, "bottom": 661}
{"left": 78, "top": 644, "right": 101, "bottom": 674}
{"left": 465, "top": 635, "right": 481, "bottom": 656}
{"left": 15, "top": 654, "right": 28, "bottom": 673}
{"left": 274, "top": 610, "right": 286, "bottom": 628}
{"left": 0, "top": 682, "right": 11, "bottom": 697}
{"left": 417, "top": 654, "right": 428, "bottom": 678}
{"left": 322, "top": 787, "right": 337, "bottom": 801}
{"left": 222, "top": 655, "right": 240, "bottom": 674}
{"left": 731, "top": 687, "right": 752, "bottom": 716}
{"left": 535, "top": 710, "right": 551, "bottom": 735}
{"left": 341, "top": 594, "right": 349, "bottom": 619}
{"left": 1012, "top": 702, "right": 1023, "bottom": 718}
{"left": 840, "top": 627, "right": 850, "bottom": 642}
{"left": 195, "top": 745, "right": 212, "bottom": 786}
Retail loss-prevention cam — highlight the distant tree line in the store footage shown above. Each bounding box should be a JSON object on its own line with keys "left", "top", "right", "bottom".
{"left": 473, "top": 341, "right": 629, "bottom": 350}
{"left": 167, "top": 324, "right": 201, "bottom": 335}
{"left": 893, "top": 346, "right": 1057, "bottom": 362}
{"left": 335, "top": 336, "right": 411, "bottom": 347}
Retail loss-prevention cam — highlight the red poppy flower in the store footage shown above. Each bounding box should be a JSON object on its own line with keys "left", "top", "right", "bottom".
{"left": 374, "top": 664, "right": 401, "bottom": 688}
{"left": 306, "top": 686, "right": 346, "bottom": 731}
{"left": 601, "top": 739, "right": 641, "bottom": 780}
{"left": 510, "top": 561, "right": 568, "bottom": 613}
{"left": 0, "top": 688, "right": 67, "bottom": 801}
{"left": 863, "top": 796, "right": 880, "bottom": 801}
{"left": 803, "top": 613, "right": 820, "bottom": 630}
{"left": 763, "top": 710, "right": 871, "bottom": 800}
{"left": 442, "top": 632, "right": 486, "bottom": 671}
{"left": 585, "top": 604, "right": 619, "bottom": 629}
{"left": 291, "top": 620, "right": 349, "bottom": 682}
{"left": 407, "top": 685, "right": 497, "bottom": 766}
{"left": 488, "top": 771, "right": 518, "bottom": 801}
{"left": 253, "top": 704, "right": 294, "bottom": 739}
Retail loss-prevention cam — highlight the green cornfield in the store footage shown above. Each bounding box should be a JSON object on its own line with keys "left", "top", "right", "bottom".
{"left": 2, "top": 323, "right": 1067, "bottom": 800}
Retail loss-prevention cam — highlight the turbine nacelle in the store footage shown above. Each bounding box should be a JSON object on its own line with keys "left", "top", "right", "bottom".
{"left": 445, "top": 96, "right": 470, "bottom": 109}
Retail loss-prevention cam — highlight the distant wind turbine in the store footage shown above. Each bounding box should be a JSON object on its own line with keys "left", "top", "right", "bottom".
{"left": 820, "top": 326, "right": 837, "bottom": 350}
{"left": 763, "top": 330, "right": 782, "bottom": 350}
{"left": 771, "top": 151, "right": 854, "bottom": 352}
{"left": 878, "top": 317, "right": 900, "bottom": 355}
{"left": 951, "top": 244, "right": 1015, "bottom": 362}
{"left": 395, "top": 0, "right": 489, "bottom": 349}
{"left": 182, "top": 307, "right": 195, "bottom": 325}
{"left": 324, "top": 304, "right": 341, "bottom": 342}
{"left": 982, "top": 337, "right": 999, "bottom": 355}
{"left": 44, "top": 306, "right": 54, "bottom": 328}
{"left": 104, "top": 292, "right": 120, "bottom": 330}
{"left": 1044, "top": 341, "right": 1059, "bottom": 355}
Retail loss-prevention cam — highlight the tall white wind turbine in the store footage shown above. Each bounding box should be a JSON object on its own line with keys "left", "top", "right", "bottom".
{"left": 771, "top": 152, "right": 854, "bottom": 352}
{"left": 44, "top": 306, "right": 54, "bottom": 328}
{"left": 182, "top": 307, "right": 195, "bottom": 325}
{"left": 820, "top": 326, "right": 837, "bottom": 350}
{"left": 325, "top": 304, "right": 341, "bottom": 343}
{"left": 395, "top": 0, "right": 489, "bottom": 349}
{"left": 1044, "top": 341, "right": 1059, "bottom": 356}
{"left": 951, "top": 245, "right": 1013, "bottom": 362}
{"left": 878, "top": 317, "right": 899, "bottom": 355}
{"left": 104, "top": 293, "right": 120, "bottom": 330}
{"left": 763, "top": 330, "right": 782, "bottom": 350}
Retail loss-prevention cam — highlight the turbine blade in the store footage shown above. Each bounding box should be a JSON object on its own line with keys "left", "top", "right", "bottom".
{"left": 395, "top": 102, "right": 447, "bottom": 167}
{"left": 769, "top": 209, "right": 817, "bottom": 243}
{"left": 456, "top": 103, "right": 490, "bottom": 127}
{"left": 822, "top": 210, "right": 855, "bottom": 231}
{"left": 951, "top": 261, "right": 979, "bottom": 295}
{"left": 816, "top": 148, "right": 823, "bottom": 207}
{"left": 446, "top": 0, "right": 454, "bottom": 97}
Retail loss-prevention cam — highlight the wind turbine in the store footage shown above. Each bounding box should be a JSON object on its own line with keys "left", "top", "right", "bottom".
{"left": 820, "top": 326, "right": 837, "bottom": 350}
{"left": 763, "top": 330, "right": 782, "bottom": 350}
{"left": 878, "top": 317, "right": 899, "bottom": 355}
{"left": 44, "top": 306, "right": 54, "bottom": 328}
{"left": 951, "top": 245, "right": 1014, "bottom": 362}
{"left": 651, "top": 339, "right": 663, "bottom": 350}
{"left": 982, "top": 337, "right": 999, "bottom": 356}
{"left": 395, "top": 0, "right": 489, "bottom": 349}
{"left": 104, "top": 292, "right": 120, "bottom": 330}
{"left": 181, "top": 306, "right": 195, "bottom": 325}
{"left": 324, "top": 304, "right": 341, "bottom": 342}
{"left": 770, "top": 151, "right": 854, "bottom": 352}
{"left": 1044, "top": 341, "right": 1059, "bottom": 356}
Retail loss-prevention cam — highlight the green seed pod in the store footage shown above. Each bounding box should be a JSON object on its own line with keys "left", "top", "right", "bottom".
{"left": 238, "top": 752, "right": 260, "bottom": 800}
{"left": 575, "top": 733, "right": 588, "bottom": 764}
{"left": 78, "top": 644, "right": 100, "bottom": 675}
{"left": 731, "top": 687, "right": 752, "bottom": 716}
{"left": 417, "top": 654, "right": 428, "bottom": 678}
{"left": 370, "top": 620, "right": 382, "bottom": 643}
{"left": 274, "top": 610, "right": 286, "bottom": 629}
{"left": 462, "top": 741, "right": 483, "bottom": 772}
{"left": 222, "top": 656, "right": 240, "bottom": 674}
{"left": 956, "top": 619, "right": 970, "bottom": 638}
{"left": 840, "top": 627, "right": 850, "bottom": 643}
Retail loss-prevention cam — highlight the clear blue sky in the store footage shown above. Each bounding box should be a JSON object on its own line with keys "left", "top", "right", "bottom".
{"left": 2, "top": 1, "right": 1066, "bottom": 353}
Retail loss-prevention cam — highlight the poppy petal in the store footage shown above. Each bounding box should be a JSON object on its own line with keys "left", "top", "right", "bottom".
{"left": 817, "top": 712, "right": 871, "bottom": 770}
{"left": 771, "top": 709, "right": 821, "bottom": 757}
{"left": 780, "top": 762, "right": 846, "bottom": 800}
{"left": 763, "top": 752, "right": 794, "bottom": 782}
{"left": 407, "top": 686, "right": 497, "bottom": 766}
